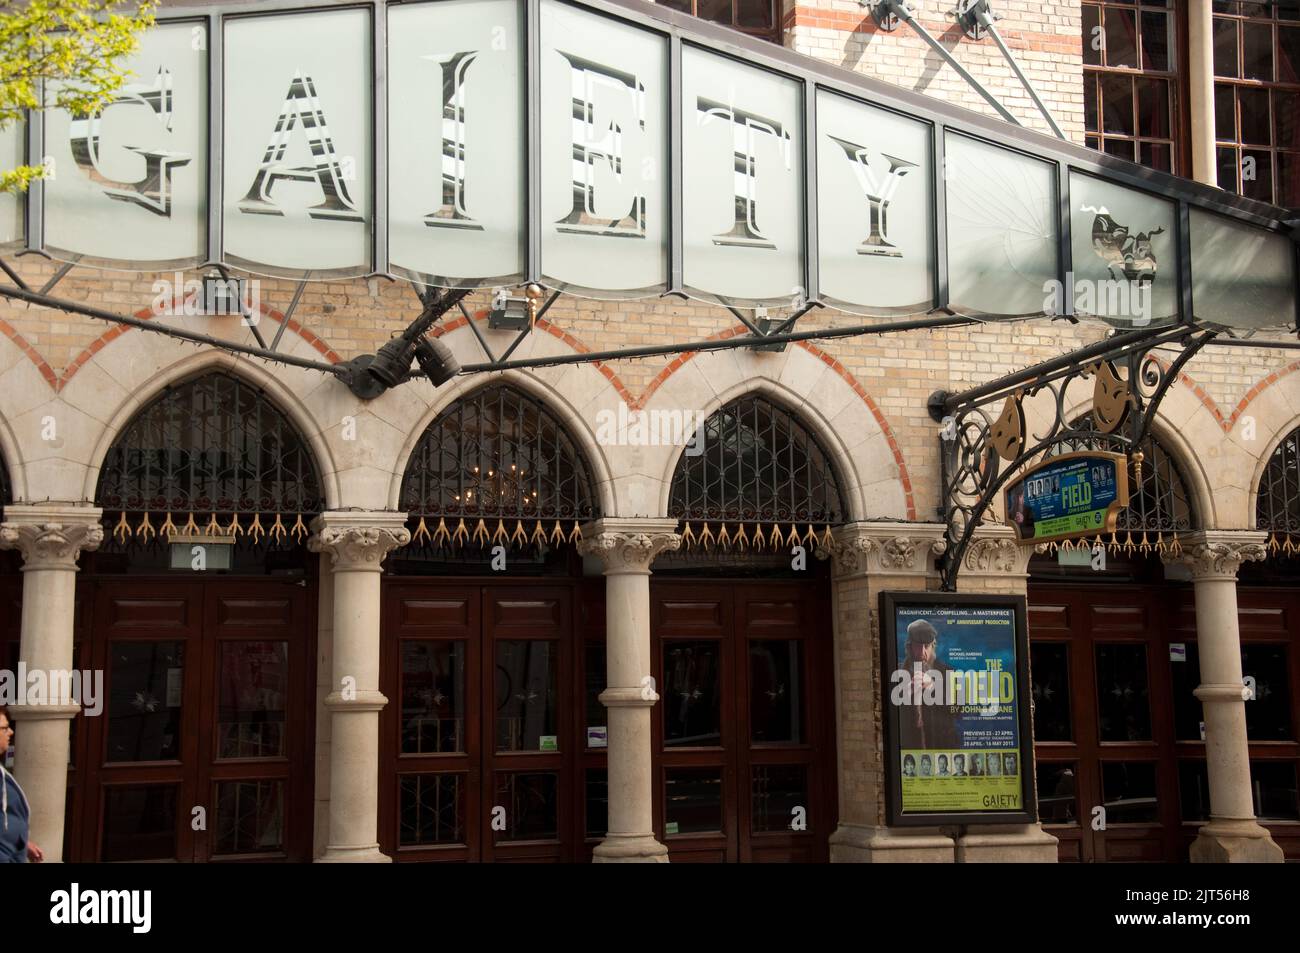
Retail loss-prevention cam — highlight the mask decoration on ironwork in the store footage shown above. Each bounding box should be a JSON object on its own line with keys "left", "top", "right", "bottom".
{"left": 424, "top": 51, "right": 483, "bottom": 231}
{"left": 554, "top": 52, "right": 647, "bottom": 238}
{"left": 1085, "top": 205, "right": 1164, "bottom": 285}
{"left": 1090, "top": 360, "right": 1131, "bottom": 434}
{"left": 69, "top": 66, "right": 193, "bottom": 216}
{"left": 238, "top": 71, "right": 364, "bottom": 222}
{"left": 828, "top": 136, "right": 917, "bottom": 258}
{"left": 988, "top": 393, "right": 1025, "bottom": 462}
{"left": 697, "top": 96, "right": 790, "bottom": 248}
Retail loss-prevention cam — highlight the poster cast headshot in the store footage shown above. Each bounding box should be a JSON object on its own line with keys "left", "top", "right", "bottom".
{"left": 937, "top": 754, "right": 949, "bottom": 776}
{"left": 987, "top": 751, "right": 1001, "bottom": 776}
{"left": 903, "top": 754, "right": 916, "bottom": 777}
{"left": 919, "top": 754, "right": 932, "bottom": 777}
{"left": 897, "top": 618, "right": 960, "bottom": 750}
{"left": 952, "top": 753, "right": 967, "bottom": 776}
{"left": 1003, "top": 753, "right": 1018, "bottom": 776}
{"left": 969, "top": 752, "right": 983, "bottom": 776}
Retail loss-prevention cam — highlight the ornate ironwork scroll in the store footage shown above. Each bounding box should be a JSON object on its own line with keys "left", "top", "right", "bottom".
{"left": 1258, "top": 425, "right": 1300, "bottom": 555}
{"left": 399, "top": 383, "right": 599, "bottom": 552}
{"left": 668, "top": 395, "right": 845, "bottom": 553}
{"left": 935, "top": 325, "right": 1217, "bottom": 590}
{"left": 96, "top": 372, "right": 324, "bottom": 547}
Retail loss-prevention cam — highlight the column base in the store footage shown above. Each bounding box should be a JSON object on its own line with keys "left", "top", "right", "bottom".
{"left": 955, "top": 824, "right": 1058, "bottom": 863}
{"left": 828, "top": 823, "right": 955, "bottom": 862}
{"left": 314, "top": 844, "right": 392, "bottom": 863}
{"left": 1190, "top": 820, "right": 1284, "bottom": 863}
{"left": 593, "top": 833, "right": 670, "bottom": 863}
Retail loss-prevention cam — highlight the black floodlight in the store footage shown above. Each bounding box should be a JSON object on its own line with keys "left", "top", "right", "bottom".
{"left": 414, "top": 335, "right": 461, "bottom": 387}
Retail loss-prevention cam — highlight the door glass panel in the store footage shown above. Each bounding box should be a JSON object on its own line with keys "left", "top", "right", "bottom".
{"left": 1251, "top": 761, "right": 1300, "bottom": 820}
{"left": 399, "top": 773, "right": 466, "bottom": 846}
{"left": 1030, "top": 642, "right": 1072, "bottom": 741}
{"left": 1095, "top": 643, "right": 1152, "bottom": 742}
{"left": 1179, "top": 760, "right": 1210, "bottom": 822}
{"left": 1171, "top": 641, "right": 1203, "bottom": 741}
{"left": 585, "top": 641, "right": 607, "bottom": 748}
{"left": 101, "top": 784, "right": 178, "bottom": 861}
{"left": 751, "top": 764, "right": 806, "bottom": 833}
{"left": 494, "top": 772, "right": 559, "bottom": 842}
{"left": 1101, "top": 761, "right": 1159, "bottom": 823}
{"left": 749, "top": 640, "right": 802, "bottom": 743}
{"left": 106, "top": 641, "right": 185, "bottom": 762}
{"left": 1241, "top": 644, "right": 1291, "bottom": 740}
{"left": 495, "top": 640, "right": 558, "bottom": 752}
{"left": 1035, "top": 762, "right": 1078, "bottom": 824}
{"left": 217, "top": 640, "right": 287, "bottom": 759}
{"left": 214, "top": 779, "right": 284, "bottom": 854}
{"left": 663, "top": 640, "right": 722, "bottom": 746}
{"left": 664, "top": 767, "right": 723, "bottom": 835}
{"left": 401, "top": 640, "right": 466, "bottom": 754}
{"left": 586, "top": 768, "right": 608, "bottom": 839}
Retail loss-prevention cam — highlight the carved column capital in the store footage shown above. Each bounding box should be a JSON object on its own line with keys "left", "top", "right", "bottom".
{"left": 960, "top": 525, "right": 1042, "bottom": 580}
{"left": 1164, "top": 530, "right": 1268, "bottom": 581}
{"left": 0, "top": 507, "right": 104, "bottom": 570}
{"left": 816, "top": 521, "right": 947, "bottom": 579}
{"left": 578, "top": 519, "right": 681, "bottom": 574}
{"left": 309, "top": 512, "right": 410, "bottom": 571}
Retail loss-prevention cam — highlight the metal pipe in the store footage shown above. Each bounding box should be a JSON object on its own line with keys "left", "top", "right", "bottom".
{"left": 975, "top": 11, "right": 1066, "bottom": 139}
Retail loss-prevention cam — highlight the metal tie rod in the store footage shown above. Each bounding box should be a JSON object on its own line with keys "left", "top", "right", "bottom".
{"left": 958, "top": 1, "right": 1066, "bottom": 140}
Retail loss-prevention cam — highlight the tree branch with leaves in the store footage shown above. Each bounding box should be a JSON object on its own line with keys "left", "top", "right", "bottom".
{"left": 0, "top": 0, "right": 156, "bottom": 193}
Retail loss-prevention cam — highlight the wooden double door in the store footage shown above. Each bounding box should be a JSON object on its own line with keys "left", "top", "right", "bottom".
{"left": 380, "top": 576, "right": 837, "bottom": 862}
{"left": 71, "top": 579, "right": 315, "bottom": 862}
{"left": 1028, "top": 583, "right": 1300, "bottom": 862}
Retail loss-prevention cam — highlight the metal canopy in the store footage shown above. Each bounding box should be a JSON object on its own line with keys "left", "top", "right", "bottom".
{"left": 0, "top": 0, "right": 1293, "bottom": 331}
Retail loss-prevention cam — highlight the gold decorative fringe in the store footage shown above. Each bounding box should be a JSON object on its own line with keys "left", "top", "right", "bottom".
{"left": 1138, "top": 531, "right": 1151, "bottom": 554}
{"left": 205, "top": 513, "right": 222, "bottom": 537}
{"left": 550, "top": 521, "right": 565, "bottom": 546}
{"left": 433, "top": 517, "right": 451, "bottom": 547}
{"left": 226, "top": 513, "right": 242, "bottom": 538}
{"left": 413, "top": 516, "right": 431, "bottom": 545}
{"left": 1168, "top": 532, "right": 1182, "bottom": 557}
{"left": 291, "top": 514, "right": 308, "bottom": 542}
{"left": 717, "top": 524, "right": 731, "bottom": 550}
{"left": 135, "top": 511, "right": 156, "bottom": 541}
{"left": 491, "top": 519, "right": 508, "bottom": 546}
{"left": 699, "top": 523, "right": 715, "bottom": 550}
{"left": 452, "top": 518, "right": 469, "bottom": 546}
{"left": 160, "top": 512, "right": 178, "bottom": 538}
{"left": 1284, "top": 534, "right": 1297, "bottom": 555}
{"left": 247, "top": 513, "right": 265, "bottom": 544}
{"left": 270, "top": 513, "right": 287, "bottom": 542}
{"left": 1269, "top": 532, "right": 1281, "bottom": 554}
{"left": 1123, "top": 531, "right": 1136, "bottom": 555}
{"left": 1108, "top": 530, "right": 1120, "bottom": 554}
{"left": 113, "top": 511, "right": 131, "bottom": 544}
{"left": 511, "top": 520, "right": 528, "bottom": 548}
{"left": 531, "top": 521, "right": 547, "bottom": 547}
{"left": 734, "top": 523, "right": 749, "bottom": 553}
{"left": 819, "top": 525, "right": 834, "bottom": 549}
{"left": 680, "top": 523, "right": 697, "bottom": 549}
{"left": 768, "top": 523, "right": 783, "bottom": 551}
{"left": 472, "top": 519, "right": 489, "bottom": 546}
{"left": 568, "top": 521, "right": 582, "bottom": 544}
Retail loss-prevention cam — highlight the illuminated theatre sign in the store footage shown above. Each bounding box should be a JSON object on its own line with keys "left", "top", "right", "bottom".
{"left": 1, "top": 0, "right": 1296, "bottom": 327}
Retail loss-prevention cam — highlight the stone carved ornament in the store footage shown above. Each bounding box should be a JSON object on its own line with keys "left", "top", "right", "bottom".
{"left": 578, "top": 531, "right": 682, "bottom": 571}
{"left": 817, "top": 534, "right": 947, "bottom": 575}
{"left": 308, "top": 525, "right": 411, "bottom": 568}
{"left": 1175, "top": 541, "right": 1268, "bottom": 578}
{"left": 0, "top": 522, "right": 104, "bottom": 569}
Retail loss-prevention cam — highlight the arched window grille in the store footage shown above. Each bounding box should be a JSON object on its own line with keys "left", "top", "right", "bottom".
{"left": 668, "top": 395, "right": 846, "bottom": 551}
{"left": 400, "top": 384, "right": 600, "bottom": 549}
{"left": 96, "top": 373, "right": 324, "bottom": 545}
{"left": 1047, "top": 415, "right": 1196, "bottom": 549}
{"left": 0, "top": 447, "right": 10, "bottom": 512}
{"left": 1257, "top": 426, "right": 1300, "bottom": 552}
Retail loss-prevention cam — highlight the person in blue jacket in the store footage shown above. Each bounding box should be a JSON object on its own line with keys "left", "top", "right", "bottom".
{"left": 0, "top": 706, "right": 44, "bottom": 863}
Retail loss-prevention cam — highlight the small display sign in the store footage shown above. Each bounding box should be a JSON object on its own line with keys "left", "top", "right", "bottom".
{"left": 1005, "top": 451, "right": 1129, "bottom": 544}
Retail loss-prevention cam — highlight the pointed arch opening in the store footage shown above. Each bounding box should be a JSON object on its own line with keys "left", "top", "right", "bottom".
{"left": 1257, "top": 424, "right": 1300, "bottom": 554}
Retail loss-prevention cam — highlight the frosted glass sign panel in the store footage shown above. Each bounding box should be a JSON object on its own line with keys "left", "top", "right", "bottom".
{"left": 389, "top": 0, "right": 523, "bottom": 288}
{"left": 816, "top": 90, "right": 932, "bottom": 315}
{"left": 682, "top": 47, "right": 802, "bottom": 306}
{"left": 1069, "top": 173, "right": 1177, "bottom": 328}
{"left": 0, "top": 122, "right": 23, "bottom": 247}
{"left": 1191, "top": 209, "right": 1296, "bottom": 330}
{"left": 540, "top": 1, "right": 668, "bottom": 296}
{"left": 44, "top": 21, "right": 207, "bottom": 267}
{"left": 224, "top": 10, "right": 372, "bottom": 277}
{"left": 945, "top": 134, "right": 1058, "bottom": 317}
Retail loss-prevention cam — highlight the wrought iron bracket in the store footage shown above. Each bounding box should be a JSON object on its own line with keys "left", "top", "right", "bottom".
{"left": 933, "top": 323, "right": 1219, "bottom": 590}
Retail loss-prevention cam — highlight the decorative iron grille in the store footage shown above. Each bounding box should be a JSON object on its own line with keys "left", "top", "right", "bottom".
{"left": 1048, "top": 415, "right": 1195, "bottom": 535}
{"left": 96, "top": 373, "right": 324, "bottom": 544}
{"left": 0, "top": 447, "right": 9, "bottom": 510}
{"left": 1257, "top": 426, "right": 1300, "bottom": 548}
{"left": 401, "top": 384, "right": 599, "bottom": 530}
{"left": 669, "top": 396, "right": 846, "bottom": 527}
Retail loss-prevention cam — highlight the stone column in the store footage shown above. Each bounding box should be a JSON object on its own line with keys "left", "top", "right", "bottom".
{"left": 578, "top": 518, "right": 680, "bottom": 863}
{"left": 1165, "top": 531, "right": 1283, "bottom": 862}
{"left": 818, "top": 521, "right": 955, "bottom": 862}
{"left": 951, "top": 526, "right": 1058, "bottom": 862}
{"left": 308, "top": 511, "right": 410, "bottom": 863}
{"left": 1188, "top": 0, "right": 1218, "bottom": 186}
{"left": 0, "top": 506, "right": 103, "bottom": 863}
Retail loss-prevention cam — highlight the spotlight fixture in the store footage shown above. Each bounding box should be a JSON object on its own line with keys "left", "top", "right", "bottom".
{"left": 366, "top": 333, "right": 418, "bottom": 389}
{"left": 414, "top": 335, "right": 461, "bottom": 387}
{"left": 750, "top": 310, "right": 789, "bottom": 353}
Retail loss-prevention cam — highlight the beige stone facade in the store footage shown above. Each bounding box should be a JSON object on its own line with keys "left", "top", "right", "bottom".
{"left": 0, "top": 0, "right": 1295, "bottom": 862}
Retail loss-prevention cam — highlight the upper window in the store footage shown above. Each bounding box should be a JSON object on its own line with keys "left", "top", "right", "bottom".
{"left": 1082, "top": 0, "right": 1181, "bottom": 173}
{"left": 656, "top": 0, "right": 780, "bottom": 44}
{"left": 1212, "top": 1, "right": 1300, "bottom": 206}
{"left": 1257, "top": 424, "right": 1300, "bottom": 546}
